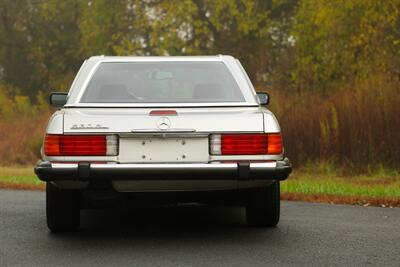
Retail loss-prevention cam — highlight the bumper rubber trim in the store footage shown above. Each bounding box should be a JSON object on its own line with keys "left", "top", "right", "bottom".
{"left": 34, "top": 159, "right": 292, "bottom": 182}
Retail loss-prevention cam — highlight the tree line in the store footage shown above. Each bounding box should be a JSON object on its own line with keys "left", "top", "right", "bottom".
{"left": 0, "top": 0, "right": 398, "bottom": 100}
{"left": 0, "top": 0, "right": 399, "bottom": 168}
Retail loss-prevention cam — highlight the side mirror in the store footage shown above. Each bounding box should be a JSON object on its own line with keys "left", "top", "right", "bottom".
{"left": 49, "top": 92, "right": 67, "bottom": 107}
{"left": 257, "top": 92, "right": 269, "bottom": 106}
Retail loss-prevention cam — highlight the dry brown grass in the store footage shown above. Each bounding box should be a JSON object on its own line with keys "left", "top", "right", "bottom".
{"left": 281, "top": 192, "right": 400, "bottom": 208}
{"left": 0, "top": 181, "right": 44, "bottom": 191}
{"left": 267, "top": 77, "right": 400, "bottom": 169}
{"left": 1, "top": 77, "right": 400, "bottom": 170}
{"left": 0, "top": 113, "right": 50, "bottom": 165}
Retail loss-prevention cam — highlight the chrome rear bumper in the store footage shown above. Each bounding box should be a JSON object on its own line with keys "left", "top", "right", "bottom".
{"left": 34, "top": 159, "right": 292, "bottom": 182}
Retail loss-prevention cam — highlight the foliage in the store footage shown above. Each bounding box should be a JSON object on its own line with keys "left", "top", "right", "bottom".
{"left": 0, "top": 0, "right": 298, "bottom": 96}
{"left": 0, "top": 0, "right": 399, "bottom": 168}
{"left": 0, "top": 0, "right": 83, "bottom": 98}
{"left": 1, "top": 0, "right": 398, "bottom": 95}
{"left": 292, "top": 0, "right": 400, "bottom": 92}
{"left": 0, "top": 89, "right": 50, "bottom": 164}
{"left": 267, "top": 74, "right": 400, "bottom": 169}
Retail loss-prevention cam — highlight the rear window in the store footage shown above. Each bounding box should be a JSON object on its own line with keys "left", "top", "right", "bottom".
{"left": 80, "top": 62, "right": 245, "bottom": 103}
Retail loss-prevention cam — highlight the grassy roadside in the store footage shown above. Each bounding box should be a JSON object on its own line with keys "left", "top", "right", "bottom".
{"left": 0, "top": 166, "right": 399, "bottom": 207}
{"left": 281, "top": 169, "right": 400, "bottom": 207}
{"left": 283, "top": 171, "right": 400, "bottom": 198}
{"left": 0, "top": 166, "right": 44, "bottom": 190}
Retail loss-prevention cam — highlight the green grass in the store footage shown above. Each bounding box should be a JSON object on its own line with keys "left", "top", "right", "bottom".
{"left": 1, "top": 166, "right": 399, "bottom": 199}
{"left": 281, "top": 177, "right": 400, "bottom": 198}
{"left": 282, "top": 167, "right": 400, "bottom": 198}
{"left": 0, "top": 166, "right": 43, "bottom": 185}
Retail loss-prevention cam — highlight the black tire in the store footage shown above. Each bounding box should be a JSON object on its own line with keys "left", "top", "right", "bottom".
{"left": 246, "top": 182, "right": 280, "bottom": 227}
{"left": 46, "top": 182, "right": 81, "bottom": 232}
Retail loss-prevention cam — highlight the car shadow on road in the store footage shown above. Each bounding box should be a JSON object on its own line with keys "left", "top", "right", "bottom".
{"left": 35, "top": 204, "right": 303, "bottom": 266}
{"left": 48, "top": 204, "right": 285, "bottom": 243}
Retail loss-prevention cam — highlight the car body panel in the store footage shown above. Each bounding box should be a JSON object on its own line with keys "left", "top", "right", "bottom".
{"left": 37, "top": 55, "right": 291, "bottom": 192}
{"left": 62, "top": 107, "right": 265, "bottom": 133}
{"left": 262, "top": 109, "right": 281, "bottom": 133}
{"left": 46, "top": 112, "right": 64, "bottom": 134}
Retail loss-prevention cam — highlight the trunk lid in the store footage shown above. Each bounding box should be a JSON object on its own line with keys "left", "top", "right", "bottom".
{"left": 63, "top": 107, "right": 264, "bottom": 133}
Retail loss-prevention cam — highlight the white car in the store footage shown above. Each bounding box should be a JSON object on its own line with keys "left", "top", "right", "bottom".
{"left": 35, "top": 55, "right": 291, "bottom": 232}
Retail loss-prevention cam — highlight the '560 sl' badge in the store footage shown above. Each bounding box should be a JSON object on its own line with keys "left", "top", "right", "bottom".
{"left": 157, "top": 117, "right": 171, "bottom": 130}
{"left": 71, "top": 124, "right": 109, "bottom": 130}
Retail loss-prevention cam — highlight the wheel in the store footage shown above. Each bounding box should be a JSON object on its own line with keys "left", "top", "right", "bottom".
{"left": 246, "top": 182, "right": 280, "bottom": 227}
{"left": 46, "top": 182, "right": 81, "bottom": 232}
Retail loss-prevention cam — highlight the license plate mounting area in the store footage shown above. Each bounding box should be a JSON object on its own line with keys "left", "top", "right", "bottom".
{"left": 119, "top": 137, "right": 209, "bottom": 163}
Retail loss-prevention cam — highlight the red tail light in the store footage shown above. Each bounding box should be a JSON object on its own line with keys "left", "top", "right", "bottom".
{"left": 210, "top": 133, "right": 282, "bottom": 155}
{"left": 266, "top": 133, "right": 283, "bottom": 155}
{"left": 44, "top": 135, "right": 118, "bottom": 156}
{"left": 149, "top": 110, "right": 177, "bottom": 116}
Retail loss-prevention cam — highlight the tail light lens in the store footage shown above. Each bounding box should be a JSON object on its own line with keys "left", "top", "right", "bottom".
{"left": 210, "top": 133, "right": 282, "bottom": 155}
{"left": 149, "top": 110, "right": 177, "bottom": 116}
{"left": 44, "top": 134, "right": 118, "bottom": 156}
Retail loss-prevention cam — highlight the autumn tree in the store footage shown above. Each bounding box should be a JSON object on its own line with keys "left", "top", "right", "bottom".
{"left": 292, "top": 0, "right": 400, "bottom": 92}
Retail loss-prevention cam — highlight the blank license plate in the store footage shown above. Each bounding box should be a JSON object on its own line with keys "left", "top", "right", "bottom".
{"left": 119, "top": 137, "right": 209, "bottom": 162}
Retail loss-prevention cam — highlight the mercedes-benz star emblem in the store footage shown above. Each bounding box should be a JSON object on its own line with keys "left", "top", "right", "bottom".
{"left": 157, "top": 117, "right": 171, "bottom": 130}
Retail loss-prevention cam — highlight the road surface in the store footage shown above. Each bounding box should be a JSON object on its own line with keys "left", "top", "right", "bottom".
{"left": 0, "top": 190, "right": 399, "bottom": 266}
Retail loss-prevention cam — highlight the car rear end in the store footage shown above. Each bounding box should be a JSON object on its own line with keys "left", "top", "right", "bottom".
{"left": 34, "top": 55, "right": 291, "bottom": 232}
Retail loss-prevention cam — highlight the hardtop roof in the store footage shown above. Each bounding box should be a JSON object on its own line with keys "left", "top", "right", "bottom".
{"left": 86, "top": 55, "right": 233, "bottom": 63}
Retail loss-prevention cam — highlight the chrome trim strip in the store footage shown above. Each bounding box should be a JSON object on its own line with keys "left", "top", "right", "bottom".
{"left": 51, "top": 163, "right": 78, "bottom": 169}
{"left": 131, "top": 128, "right": 196, "bottom": 133}
{"left": 120, "top": 133, "right": 209, "bottom": 138}
{"left": 64, "top": 102, "right": 256, "bottom": 108}
{"left": 250, "top": 162, "right": 277, "bottom": 169}
{"left": 91, "top": 163, "right": 238, "bottom": 172}
{"left": 50, "top": 162, "right": 277, "bottom": 171}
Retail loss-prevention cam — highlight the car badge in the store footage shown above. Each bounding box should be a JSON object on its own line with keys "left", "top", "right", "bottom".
{"left": 71, "top": 124, "right": 109, "bottom": 130}
{"left": 157, "top": 117, "right": 171, "bottom": 130}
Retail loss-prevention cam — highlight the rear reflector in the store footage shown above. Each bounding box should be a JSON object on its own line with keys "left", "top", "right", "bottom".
{"left": 210, "top": 133, "right": 282, "bottom": 155}
{"left": 44, "top": 135, "right": 118, "bottom": 156}
{"left": 149, "top": 110, "right": 177, "bottom": 116}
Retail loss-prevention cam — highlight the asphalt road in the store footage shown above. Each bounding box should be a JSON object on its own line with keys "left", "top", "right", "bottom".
{"left": 0, "top": 190, "right": 399, "bottom": 267}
